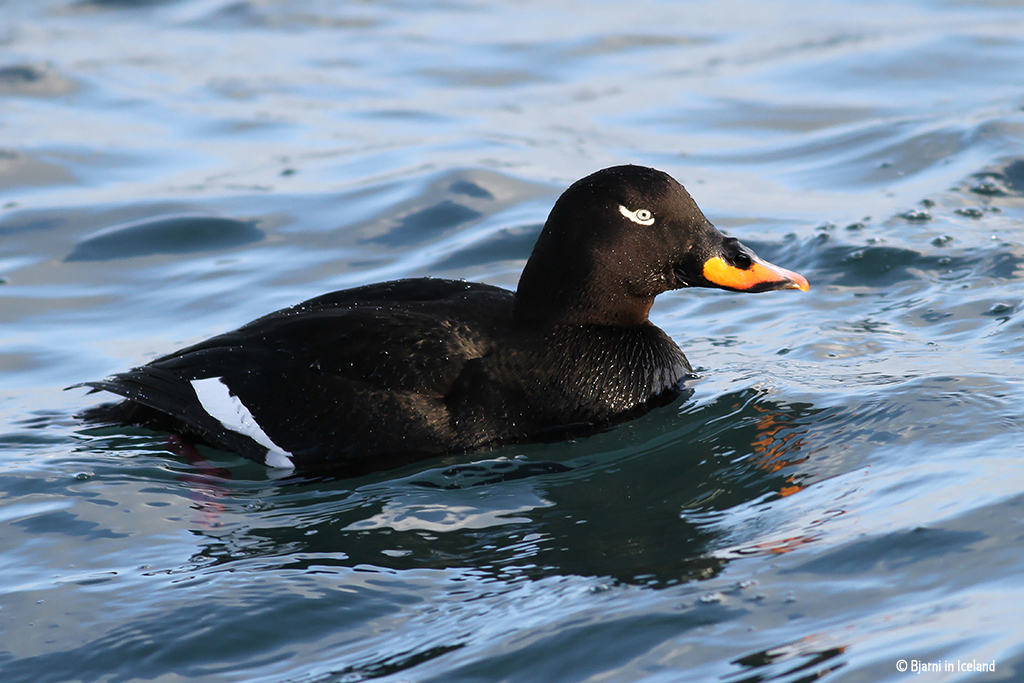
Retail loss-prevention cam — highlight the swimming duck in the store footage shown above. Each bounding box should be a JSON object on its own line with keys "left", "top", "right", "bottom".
{"left": 79, "top": 165, "right": 808, "bottom": 473}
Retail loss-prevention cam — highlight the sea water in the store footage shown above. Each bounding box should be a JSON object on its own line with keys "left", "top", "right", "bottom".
{"left": 2, "top": 1, "right": 1024, "bottom": 681}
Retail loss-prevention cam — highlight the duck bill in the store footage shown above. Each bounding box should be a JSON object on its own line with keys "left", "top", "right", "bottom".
{"left": 702, "top": 255, "right": 809, "bottom": 293}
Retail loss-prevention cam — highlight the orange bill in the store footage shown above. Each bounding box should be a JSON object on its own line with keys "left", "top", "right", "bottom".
{"left": 702, "top": 255, "right": 810, "bottom": 292}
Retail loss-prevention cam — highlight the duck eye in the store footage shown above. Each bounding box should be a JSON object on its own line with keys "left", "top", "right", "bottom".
{"left": 733, "top": 252, "right": 752, "bottom": 269}
{"left": 618, "top": 205, "right": 655, "bottom": 226}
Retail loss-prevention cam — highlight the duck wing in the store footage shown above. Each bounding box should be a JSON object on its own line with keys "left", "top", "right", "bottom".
{"left": 82, "top": 279, "right": 514, "bottom": 468}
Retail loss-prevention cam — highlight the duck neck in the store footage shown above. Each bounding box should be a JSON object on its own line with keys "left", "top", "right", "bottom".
{"left": 513, "top": 212, "right": 657, "bottom": 328}
{"left": 513, "top": 275, "right": 654, "bottom": 328}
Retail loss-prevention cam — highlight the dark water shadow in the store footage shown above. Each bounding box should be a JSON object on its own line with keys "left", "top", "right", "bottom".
{"left": 955, "top": 157, "right": 1024, "bottom": 199}
{"left": 65, "top": 214, "right": 264, "bottom": 261}
{"left": 154, "top": 387, "right": 832, "bottom": 589}
{"left": 727, "top": 637, "right": 848, "bottom": 683}
{"left": 0, "top": 64, "right": 79, "bottom": 98}
{"left": 366, "top": 199, "right": 482, "bottom": 247}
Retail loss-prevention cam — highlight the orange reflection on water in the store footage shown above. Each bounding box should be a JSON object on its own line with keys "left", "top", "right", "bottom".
{"left": 749, "top": 406, "right": 811, "bottom": 497}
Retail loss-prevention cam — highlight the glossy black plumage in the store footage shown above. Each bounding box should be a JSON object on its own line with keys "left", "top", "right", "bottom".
{"left": 79, "top": 165, "right": 808, "bottom": 472}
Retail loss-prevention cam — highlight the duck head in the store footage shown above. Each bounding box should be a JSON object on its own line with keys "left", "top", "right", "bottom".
{"left": 514, "top": 165, "right": 808, "bottom": 327}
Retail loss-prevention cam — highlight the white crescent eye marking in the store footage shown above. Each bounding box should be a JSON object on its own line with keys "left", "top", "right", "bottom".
{"left": 619, "top": 205, "right": 655, "bottom": 226}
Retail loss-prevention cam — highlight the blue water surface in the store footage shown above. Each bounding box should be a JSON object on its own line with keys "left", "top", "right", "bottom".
{"left": 2, "top": 1, "right": 1024, "bottom": 681}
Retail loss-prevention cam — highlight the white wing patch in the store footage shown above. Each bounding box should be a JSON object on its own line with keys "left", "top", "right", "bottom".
{"left": 618, "top": 205, "right": 655, "bottom": 226}
{"left": 190, "top": 377, "right": 295, "bottom": 469}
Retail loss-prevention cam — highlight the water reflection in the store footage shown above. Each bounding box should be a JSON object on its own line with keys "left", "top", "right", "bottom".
{"left": 172, "top": 387, "right": 830, "bottom": 588}
{"left": 729, "top": 634, "right": 848, "bottom": 683}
